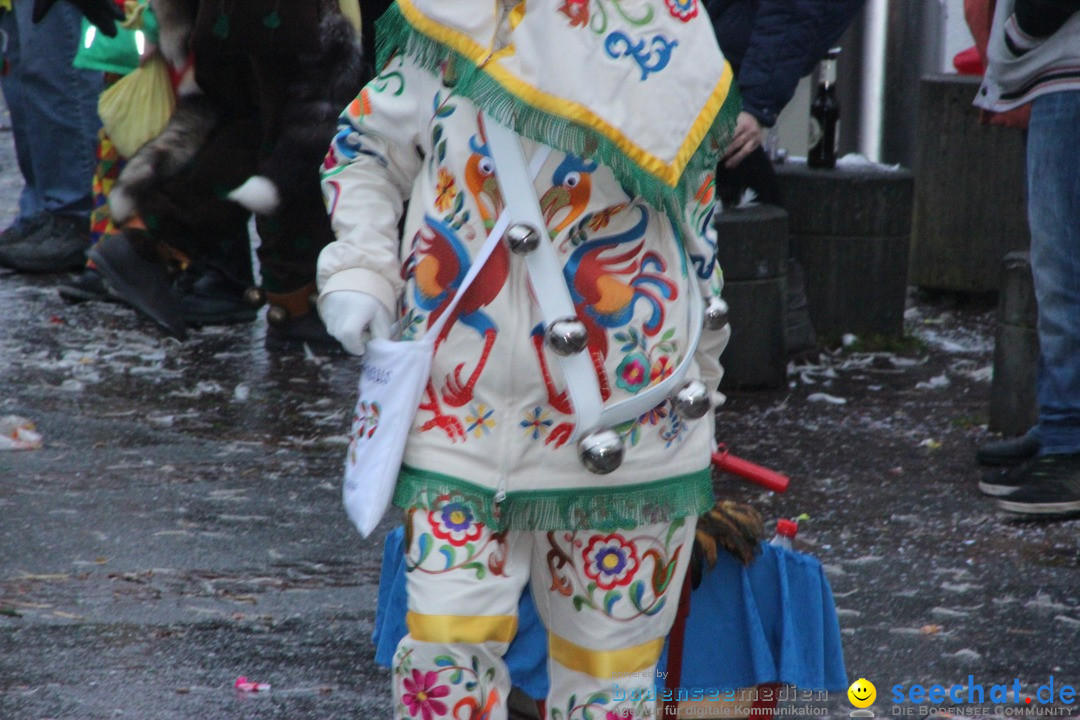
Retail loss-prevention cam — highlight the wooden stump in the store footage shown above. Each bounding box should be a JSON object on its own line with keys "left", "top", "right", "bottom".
{"left": 775, "top": 162, "right": 914, "bottom": 342}
{"left": 909, "top": 74, "right": 1029, "bottom": 292}
{"left": 714, "top": 204, "right": 789, "bottom": 390}
{"left": 990, "top": 252, "right": 1039, "bottom": 436}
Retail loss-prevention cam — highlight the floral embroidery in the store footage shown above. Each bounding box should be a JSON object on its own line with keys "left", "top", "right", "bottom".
{"left": 615, "top": 352, "right": 651, "bottom": 394}
{"left": 434, "top": 167, "right": 458, "bottom": 212}
{"left": 583, "top": 533, "right": 640, "bottom": 589}
{"left": 347, "top": 401, "right": 380, "bottom": 463}
{"left": 465, "top": 404, "right": 495, "bottom": 437}
{"left": 520, "top": 406, "right": 554, "bottom": 440}
{"left": 401, "top": 669, "right": 450, "bottom": 720}
{"left": 586, "top": 203, "right": 629, "bottom": 232}
{"left": 558, "top": 0, "right": 589, "bottom": 27}
{"left": 665, "top": 0, "right": 698, "bottom": 21}
{"left": 650, "top": 355, "right": 674, "bottom": 382}
{"left": 394, "top": 648, "right": 499, "bottom": 720}
{"left": 661, "top": 409, "right": 690, "bottom": 448}
{"left": 407, "top": 499, "right": 508, "bottom": 579}
{"left": 639, "top": 401, "right": 668, "bottom": 426}
{"left": 347, "top": 88, "right": 374, "bottom": 118}
{"left": 545, "top": 519, "right": 686, "bottom": 621}
{"left": 428, "top": 503, "right": 483, "bottom": 547}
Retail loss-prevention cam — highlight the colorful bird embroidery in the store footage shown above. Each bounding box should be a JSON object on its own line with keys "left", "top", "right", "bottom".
{"left": 539, "top": 154, "right": 599, "bottom": 238}
{"left": 463, "top": 129, "right": 503, "bottom": 230}
{"left": 531, "top": 206, "right": 678, "bottom": 445}
{"left": 410, "top": 214, "right": 508, "bottom": 440}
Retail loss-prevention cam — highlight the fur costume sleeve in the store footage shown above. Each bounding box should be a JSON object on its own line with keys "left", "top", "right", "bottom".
{"left": 317, "top": 52, "right": 426, "bottom": 316}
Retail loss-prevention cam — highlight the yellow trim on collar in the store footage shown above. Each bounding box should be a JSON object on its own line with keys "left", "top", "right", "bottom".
{"left": 548, "top": 632, "right": 666, "bottom": 679}
{"left": 395, "top": 0, "right": 734, "bottom": 188}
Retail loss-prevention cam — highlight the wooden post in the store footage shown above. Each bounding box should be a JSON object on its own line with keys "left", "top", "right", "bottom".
{"left": 714, "top": 205, "right": 789, "bottom": 390}
{"left": 990, "top": 252, "right": 1039, "bottom": 436}
{"left": 909, "top": 74, "right": 1029, "bottom": 292}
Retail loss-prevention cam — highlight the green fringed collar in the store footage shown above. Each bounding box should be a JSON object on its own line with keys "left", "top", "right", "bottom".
{"left": 375, "top": 0, "right": 740, "bottom": 216}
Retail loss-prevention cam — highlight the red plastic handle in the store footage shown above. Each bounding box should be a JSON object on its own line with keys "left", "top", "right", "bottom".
{"left": 711, "top": 445, "right": 790, "bottom": 494}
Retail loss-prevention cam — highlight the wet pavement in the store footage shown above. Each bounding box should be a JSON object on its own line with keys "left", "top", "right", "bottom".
{"left": 2, "top": 117, "right": 1080, "bottom": 719}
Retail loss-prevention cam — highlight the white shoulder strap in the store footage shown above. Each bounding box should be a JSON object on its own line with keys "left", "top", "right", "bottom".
{"left": 483, "top": 114, "right": 704, "bottom": 438}
{"left": 484, "top": 115, "right": 605, "bottom": 437}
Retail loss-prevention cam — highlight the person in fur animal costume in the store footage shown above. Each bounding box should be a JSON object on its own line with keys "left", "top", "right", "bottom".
{"left": 318, "top": 1, "right": 739, "bottom": 717}
{"left": 92, "top": 0, "right": 391, "bottom": 345}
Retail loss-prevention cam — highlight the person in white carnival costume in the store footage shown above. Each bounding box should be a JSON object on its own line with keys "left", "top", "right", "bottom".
{"left": 317, "top": 1, "right": 740, "bottom": 717}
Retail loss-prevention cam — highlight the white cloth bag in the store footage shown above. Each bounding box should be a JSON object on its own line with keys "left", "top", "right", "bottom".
{"left": 342, "top": 206, "right": 516, "bottom": 537}
{"left": 343, "top": 335, "right": 435, "bottom": 536}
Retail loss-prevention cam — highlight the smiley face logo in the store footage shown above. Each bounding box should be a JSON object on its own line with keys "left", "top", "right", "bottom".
{"left": 848, "top": 678, "right": 876, "bottom": 708}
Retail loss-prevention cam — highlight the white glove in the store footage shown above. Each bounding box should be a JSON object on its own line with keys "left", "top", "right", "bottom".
{"left": 318, "top": 290, "right": 393, "bottom": 356}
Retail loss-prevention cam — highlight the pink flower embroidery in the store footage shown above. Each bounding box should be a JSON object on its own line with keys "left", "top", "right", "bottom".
{"left": 616, "top": 353, "right": 651, "bottom": 394}
{"left": 401, "top": 669, "right": 450, "bottom": 720}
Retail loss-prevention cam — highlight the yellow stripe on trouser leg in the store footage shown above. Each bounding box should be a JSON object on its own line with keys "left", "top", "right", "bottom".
{"left": 406, "top": 611, "right": 519, "bottom": 644}
{"left": 548, "top": 632, "right": 666, "bottom": 679}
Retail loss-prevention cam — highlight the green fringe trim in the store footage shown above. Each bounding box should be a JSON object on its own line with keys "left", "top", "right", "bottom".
{"left": 374, "top": 4, "right": 741, "bottom": 218}
{"left": 393, "top": 465, "right": 715, "bottom": 532}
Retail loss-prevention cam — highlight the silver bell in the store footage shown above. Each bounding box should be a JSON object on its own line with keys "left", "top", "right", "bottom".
{"left": 545, "top": 317, "right": 589, "bottom": 356}
{"left": 577, "top": 427, "right": 625, "bottom": 474}
{"left": 704, "top": 297, "right": 729, "bottom": 330}
{"left": 671, "top": 379, "right": 712, "bottom": 419}
{"left": 506, "top": 223, "right": 541, "bottom": 255}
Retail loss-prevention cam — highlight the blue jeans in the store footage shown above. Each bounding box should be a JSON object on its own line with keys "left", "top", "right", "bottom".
{"left": 0, "top": 0, "right": 100, "bottom": 222}
{"left": 1027, "top": 91, "right": 1080, "bottom": 455}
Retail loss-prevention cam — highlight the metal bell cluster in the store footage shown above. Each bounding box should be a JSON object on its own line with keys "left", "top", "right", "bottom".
{"left": 576, "top": 380, "right": 714, "bottom": 475}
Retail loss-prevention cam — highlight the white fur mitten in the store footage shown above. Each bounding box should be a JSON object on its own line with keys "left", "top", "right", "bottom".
{"left": 227, "top": 176, "right": 281, "bottom": 215}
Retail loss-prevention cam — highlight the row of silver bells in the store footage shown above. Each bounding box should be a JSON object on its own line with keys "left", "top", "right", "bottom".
{"left": 576, "top": 379, "right": 713, "bottom": 474}
{"left": 505, "top": 221, "right": 730, "bottom": 475}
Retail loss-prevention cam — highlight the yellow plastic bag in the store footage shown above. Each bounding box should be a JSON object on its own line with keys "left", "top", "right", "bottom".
{"left": 97, "top": 54, "right": 175, "bottom": 159}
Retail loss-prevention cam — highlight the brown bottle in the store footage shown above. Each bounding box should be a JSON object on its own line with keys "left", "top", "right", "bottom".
{"left": 808, "top": 47, "right": 841, "bottom": 169}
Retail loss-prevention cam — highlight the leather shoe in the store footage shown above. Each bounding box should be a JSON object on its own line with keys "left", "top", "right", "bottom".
{"left": 58, "top": 268, "right": 119, "bottom": 304}
{"left": 265, "top": 312, "right": 345, "bottom": 354}
{"left": 175, "top": 266, "right": 257, "bottom": 327}
{"left": 88, "top": 233, "right": 188, "bottom": 340}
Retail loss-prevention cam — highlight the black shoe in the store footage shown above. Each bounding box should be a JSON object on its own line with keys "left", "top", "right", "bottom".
{"left": 0, "top": 214, "right": 47, "bottom": 248}
{"left": 0, "top": 214, "right": 90, "bottom": 273}
{"left": 978, "top": 460, "right": 1042, "bottom": 497}
{"left": 976, "top": 430, "right": 1041, "bottom": 467}
{"left": 58, "top": 268, "right": 118, "bottom": 304}
{"left": 264, "top": 312, "right": 344, "bottom": 354}
{"left": 88, "top": 234, "right": 188, "bottom": 340}
{"left": 997, "top": 453, "right": 1080, "bottom": 516}
{"left": 174, "top": 266, "right": 257, "bottom": 326}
